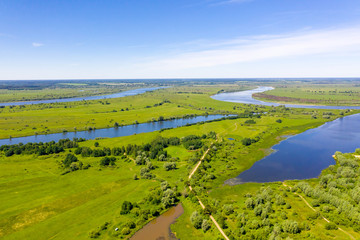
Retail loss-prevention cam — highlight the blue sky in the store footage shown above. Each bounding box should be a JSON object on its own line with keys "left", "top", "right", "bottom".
{"left": 1, "top": 0, "right": 360, "bottom": 79}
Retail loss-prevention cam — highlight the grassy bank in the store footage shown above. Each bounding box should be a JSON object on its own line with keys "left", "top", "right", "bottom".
{"left": 254, "top": 84, "right": 360, "bottom": 106}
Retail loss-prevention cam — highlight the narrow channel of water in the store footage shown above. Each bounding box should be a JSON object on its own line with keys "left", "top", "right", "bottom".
{"left": 130, "top": 204, "right": 184, "bottom": 240}
{"left": 211, "top": 86, "right": 360, "bottom": 109}
{"left": 0, "top": 87, "right": 165, "bottom": 106}
{"left": 0, "top": 115, "right": 227, "bottom": 146}
{"left": 225, "top": 113, "right": 360, "bottom": 184}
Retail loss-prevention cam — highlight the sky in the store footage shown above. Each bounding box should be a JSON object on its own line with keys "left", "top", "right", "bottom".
{"left": 0, "top": 0, "right": 360, "bottom": 80}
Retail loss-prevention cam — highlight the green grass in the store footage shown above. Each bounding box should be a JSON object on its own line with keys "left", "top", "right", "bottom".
{"left": 1, "top": 82, "right": 359, "bottom": 239}
{"left": 254, "top": 84, "right": 360, "bottom": 106}
{"left": 0, "top": 85, "right": 252, "bottom": 139}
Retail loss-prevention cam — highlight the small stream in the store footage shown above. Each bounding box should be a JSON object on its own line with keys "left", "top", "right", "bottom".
{"left": 130, "top": 204, "right": 184, "bottom": 240}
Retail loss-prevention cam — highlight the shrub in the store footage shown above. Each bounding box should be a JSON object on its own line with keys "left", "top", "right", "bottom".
{"left": 164, "top": 162, "right": 176, "bottom": 171}
{"left": 325, "top": 222, "right": 337, "bottom": 230}
{"left": 120, "top": 201, "right": 133, "bottom": 214}
{"left": 190, "top": 211, "right": 203, "bottom": 229}
{"left": 202, "top": 219, "right": 211, "bottom": 232}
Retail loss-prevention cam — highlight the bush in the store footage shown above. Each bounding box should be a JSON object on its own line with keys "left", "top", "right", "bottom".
{"left": 190, "top": 211, "right": 203, "bottom": 229}
{"left": 121, "top": 227, "right": 130, "bottom": 235}
{"left": 276, "top": 119, "right": 282, "bottom": 123}
{"left": 245, "top": 119, "right": 256, "bottom": 124}
{"left": 120, "top": 201, "right": 133, "bottom": 215}
{"left": 282, "top": 220, "right": 300, "bottom": 234}
{"left": 164, "top": 162, "right": 176, "bottom": 171}
{"left": 100, "top": 156, "right": 116, "bottom": 166}
{"left": 325, "top": 222, "right": 337, "bottom": 230}
{"left": 63, "top": 154, "right": 78, "bottom": 168}
{"left": 202, "top": 219, "right": 211, "bottom": 232}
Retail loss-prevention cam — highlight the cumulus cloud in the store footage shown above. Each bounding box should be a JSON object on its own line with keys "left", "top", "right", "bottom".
{"left": 138, "top": 26, "right": 360, "bottom": 72}
{"left": 32, "top": 42, "right": 44, "bottom": 47}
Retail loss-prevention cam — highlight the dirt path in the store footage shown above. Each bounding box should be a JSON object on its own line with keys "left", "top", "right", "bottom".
{"left": 282, "top": 182, "right": 355, "bottom": 240}
{"left": 188, "top": 143, "right": 230, "bottom": 240}
{"left": 188, "top": 147, "right": 211, "bottom": 180}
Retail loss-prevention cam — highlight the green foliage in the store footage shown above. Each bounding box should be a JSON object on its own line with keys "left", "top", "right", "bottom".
{"left": 164, "top": 162, "right": 176, "bottom": 171}
{"left": 63, "top": 153, "right": 78, "bottom": 168}
{"left": 120, "top": 201, "right": 133, "bottom": 215}
{"left": 325, "top": 222, "right": 337, "bottom": 230}
{"left": 190, "top": 211, "right": 204, "bottom": 229}
{"left": 99, "top": 156, "right": 116, "bottom": 166}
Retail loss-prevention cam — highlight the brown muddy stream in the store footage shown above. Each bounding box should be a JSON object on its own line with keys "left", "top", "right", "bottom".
{"left": 130, "top": 204, "right": 184, "bottom": 240}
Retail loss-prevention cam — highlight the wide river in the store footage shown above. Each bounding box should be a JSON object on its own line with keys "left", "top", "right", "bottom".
{"left": 212, "top": 86, "right": 360, "bottom": 109}
{"left": 0, "top": 115, "right": 227, "bottom": 146}
{"left": 0, "top": 87, "right": 164, "bottom": 106}
{"left": 212, "top": 87, "right": 360, "bottom": 183}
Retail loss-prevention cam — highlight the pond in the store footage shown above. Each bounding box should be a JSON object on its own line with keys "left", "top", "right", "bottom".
{"left": 0, "top": 115, "right": 228, "bottom": 146}
{"left": 0, "top": 87, "right": 165, "bottom": 106}
{"left": 211, "top": 86, "right": 360, "bottom": 109}
{"left": 130, "top": 204, "right": 184, "bottom": 240}
{"left": 225, "top": 113, "right": 360, "bottom": 184}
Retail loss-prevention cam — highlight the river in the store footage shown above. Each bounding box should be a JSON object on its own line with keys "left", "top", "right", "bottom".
{"left": 0, "top": 87, "right": 164, "bottom": 106}
{"left": 130, "top": 204, "right": 184, "bottom": 240}
{"left": 211, "top": 86, "right": 360, "bottom": 109}
{"left": 212, "top": 87, "right": 360, "bottom": 183}
{"left": 0, "top": 115, "right": 228, "bottom": 146}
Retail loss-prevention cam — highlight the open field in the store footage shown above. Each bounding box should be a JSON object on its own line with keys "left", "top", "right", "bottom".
{"left": 254, "top": 84, "right": 360, "bottom": 106}
{"left": 1, "top": 80, "right": 360, "bottom": 240}
{"left": 0, "top": 95, "right": 354, "bottom": 239}
{"left": 0, "top": 85, "right": 253, "bottom": 139}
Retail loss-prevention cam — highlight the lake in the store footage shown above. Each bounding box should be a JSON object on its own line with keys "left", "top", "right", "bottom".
{"left": 225, "top": 113, "right": 360, "bottom": 184}
{"left": 0, "top": 87, "right": 164, "bottom": 106}
{"left": 211, "top": 86, "right": 360, "bottom": 109}
{"left": 0, "top": 115, "right": 228, "bottom": 146}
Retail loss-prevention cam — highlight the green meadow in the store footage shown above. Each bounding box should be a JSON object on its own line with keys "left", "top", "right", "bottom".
{"left": 254, "top": 84, "right": 360, "bottom": 106}
{"left": 1, "top": 81, "right": 360, "bottom": 240}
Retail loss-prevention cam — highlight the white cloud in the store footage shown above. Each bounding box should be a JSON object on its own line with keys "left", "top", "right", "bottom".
{"left": 32, "top": 42, "right": 44, "bottom": 47}
{"left": 137, "top": 26, "right": 360, "bottom": 73}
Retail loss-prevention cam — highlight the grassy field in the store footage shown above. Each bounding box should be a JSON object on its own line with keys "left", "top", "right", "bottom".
{"left": 254, "top": 84, "right": 360, "bottom": 106}
{"left": 0, "top": 100, "right": 353, "bottom": 239}
{"left": 0, "top": 85, "right": 253, "bottom": 139}
{"left": 1, "top": 81, "right": 360, "bottom": 240}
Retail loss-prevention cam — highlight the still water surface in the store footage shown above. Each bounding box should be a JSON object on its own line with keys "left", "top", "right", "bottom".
{"left": 0, "top": 87, "right": 164, "bottom": 106}
{"left": 213, "top": 87, "right": 360, "bottom": 183}
{"left": 0, "top": 115, "right": 226, "bottom": 146}
{"left": 225, "top": 111, "right": 360, "bottom": 184}
{"left": 211, "top": 86, "right": 360, "bottom": 109}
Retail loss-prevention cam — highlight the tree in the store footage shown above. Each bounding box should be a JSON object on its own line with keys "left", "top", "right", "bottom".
{"left": 161, "top": 189, "right": 176, "bottom": 208}
{"left": 201, "top": 219, "right": 210, "bottom": 232}
{"left": 94, "top": 142, "right": 99, "bottom": 147}
{"left": 190, "top": 211, "right": 203, "bottom": 229}
{"left": 63, "top": 154, "right": 78, "bottom": 168}
{"left": 325, "top": 222, "right": 337, "bottom": 230}
{"left": 164, "top": 162, "right": 176, "bottom": 171}
{"left": 100, "top": 156, "right": 116, "bottom": 166}
{"left": 120, "top": 201, "right": 133, "bottom": 214}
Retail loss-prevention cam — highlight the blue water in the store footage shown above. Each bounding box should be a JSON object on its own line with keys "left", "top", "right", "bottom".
{"left": 225, "top": 113, "right": 360, "bottom": 184}
{"left": 0, "top": 87, "right": 164, "bottom": 106}
{"left": 0, "top": 115, "right": 227, "bottom": 146}
{"left": 212, "top": 86, "right": 360, "bottom": 109}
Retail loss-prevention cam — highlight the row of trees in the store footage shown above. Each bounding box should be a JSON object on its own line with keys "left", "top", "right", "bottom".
{"left": 1, "top": 138, "right": 85, "bottom": 157}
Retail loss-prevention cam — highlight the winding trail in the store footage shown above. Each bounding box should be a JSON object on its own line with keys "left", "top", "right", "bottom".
{"left": 282, "top": 182, "right": 355, "bottom": 240}
{"left": 188, "top": 141, "right": 230, "bottom": 240}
